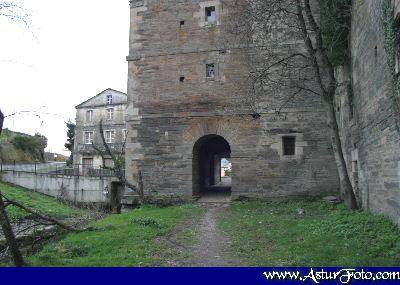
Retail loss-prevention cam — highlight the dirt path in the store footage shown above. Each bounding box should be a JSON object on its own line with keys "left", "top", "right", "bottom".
{"left": 160, "top": 203, "right": 241, "bottom": 267}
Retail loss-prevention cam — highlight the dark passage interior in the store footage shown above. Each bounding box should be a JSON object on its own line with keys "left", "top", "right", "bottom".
{"left": 193, "top": 135, "right": 231, "bottom": 197}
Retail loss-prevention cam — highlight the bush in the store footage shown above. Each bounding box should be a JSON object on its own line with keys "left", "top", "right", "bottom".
{"left": 11, "top": 133, "right": 47, "bottom": 161}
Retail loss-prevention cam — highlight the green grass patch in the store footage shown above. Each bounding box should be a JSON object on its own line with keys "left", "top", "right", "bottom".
{"left": 0, "top": 182, "right": 80, "bottom": 221}
{"left": 219, "top": 200, "right": 400, "bottom": 266}
{"left": 28, "top": 204, "right": 203, "bottom": 266}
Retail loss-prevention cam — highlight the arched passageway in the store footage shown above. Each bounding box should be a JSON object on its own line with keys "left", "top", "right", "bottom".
{"left": 192, "top": 135, "right": 231, "bottom": 197}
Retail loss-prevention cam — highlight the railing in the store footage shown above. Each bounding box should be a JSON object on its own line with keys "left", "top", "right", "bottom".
{"left": 0, "top": 161, "right": 123, "bottom": 178}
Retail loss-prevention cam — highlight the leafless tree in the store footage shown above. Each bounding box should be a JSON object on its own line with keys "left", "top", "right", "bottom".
{"left": 92, "top": 120, "right": 144, "bottom": 212}
{"left": 0, "top": 1, "right": 30, "bottom": 27}
{"left": 0, "top": 1, "right": 28, "bottom": 26}
{"left": 225, "top": 0, "right": 358, "bottom": 209}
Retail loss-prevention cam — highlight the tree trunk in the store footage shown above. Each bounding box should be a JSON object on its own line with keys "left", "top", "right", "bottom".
{"left": 0, "top": 193, "right": 26, "bottom": 266}
{"left": 325, "top": 100, "right": 358, "bottom": 210}
{"left": 110, "top": 183, "right": 122, "bottom": 214}
{"left": 0, "top": 110, "right": 3, "bottom": 135}
{"left": 0, "top": 110, "right": 26, "bottom": 266}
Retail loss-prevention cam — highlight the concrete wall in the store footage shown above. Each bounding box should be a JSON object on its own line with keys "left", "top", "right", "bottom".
{"left": 1, "top": 172, "right": 111, "bottom": 203}
{"left": 125, "top": 0, "right": 340, "bottom": 198}
{"left": 335, "top": 0, "right": 400, "bottom": 224}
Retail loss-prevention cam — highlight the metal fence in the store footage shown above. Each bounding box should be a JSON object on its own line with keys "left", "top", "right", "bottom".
{"left": 0, "top": 162, "right": 121, "bottom": 178}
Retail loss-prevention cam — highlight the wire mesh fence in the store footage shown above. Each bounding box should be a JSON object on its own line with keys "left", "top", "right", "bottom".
{"left": 0, "top": 162, "right": 121, "bottom": 178}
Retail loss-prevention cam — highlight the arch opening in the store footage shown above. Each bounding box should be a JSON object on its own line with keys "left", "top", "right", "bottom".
{"left": 192, "top": 134, "right": 232, "bottom": 197}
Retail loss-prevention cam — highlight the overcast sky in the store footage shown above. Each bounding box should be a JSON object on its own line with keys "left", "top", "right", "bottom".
{"left": 0, "top": 0, "right": 129, "bottom": 155}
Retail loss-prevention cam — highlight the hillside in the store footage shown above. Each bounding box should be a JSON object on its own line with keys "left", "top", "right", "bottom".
{"left": 0, "top": 129, "right": 48, "bottom": 163}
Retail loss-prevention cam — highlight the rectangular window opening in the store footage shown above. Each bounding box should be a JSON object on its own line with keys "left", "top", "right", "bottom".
{"left": 283, "top": 136, "right": 296, "bottom": 156}
{"left": 105, "top": 130, "right": 115, "bottom": 144}
{"left": 84, "top": 131, "right": 94, "bottom": 145}
{"left": 179, "top": 76, "right": 185, "bottom": 82}
{"left": 206, "top": 63, "right": 215, "bottom": 78}
{"left": 106, "top": 95, "right": 113, "bottom": 105}
{"left": 180, "top": 20, "right": 185, "bottom": 27}
{"left": 86, "top": 110, "right": 93, "bottom": 122}
{"left": 205, "top": 6, "right": 216, "bottom": 24}
{"left": 107, "top": 108, "right": 114, "bottom": 120}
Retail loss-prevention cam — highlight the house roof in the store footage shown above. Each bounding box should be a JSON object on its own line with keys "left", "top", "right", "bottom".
{"left": 75, "top": 88, "right": 127, "bottom": 109}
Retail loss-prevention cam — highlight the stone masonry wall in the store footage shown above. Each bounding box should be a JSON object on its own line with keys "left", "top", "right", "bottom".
{"left": 337, "top": 0, "right": 400, "bottom": 224}
{"left": 125, "top": 0, "right": 340, "bottom": 198}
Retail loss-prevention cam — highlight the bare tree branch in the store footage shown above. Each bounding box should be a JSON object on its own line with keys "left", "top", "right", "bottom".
{"left": 0, "top": 193, "right": 91, "bottom": 233}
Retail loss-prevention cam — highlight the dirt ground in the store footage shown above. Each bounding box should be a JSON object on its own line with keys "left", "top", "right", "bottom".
{"left": 158, "top": 202, "right": 241, "bottom": 267}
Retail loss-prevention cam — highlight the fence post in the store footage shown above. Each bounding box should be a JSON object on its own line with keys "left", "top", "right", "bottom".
{"left": 13, "top": 160, "right": 15, "bottom": 174}
{"left": 34, "top": 162, "right": 37, "bottom": 175}
{"left": 56, "top": 164, "right": 58, "bottom": 177}
{"left": 0, "top": 161, "right": 2, "bottom": 172}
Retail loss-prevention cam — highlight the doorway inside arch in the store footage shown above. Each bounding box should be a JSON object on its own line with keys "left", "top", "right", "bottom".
{"left": 192, "top": 135, "right": 232, "bottom": 198}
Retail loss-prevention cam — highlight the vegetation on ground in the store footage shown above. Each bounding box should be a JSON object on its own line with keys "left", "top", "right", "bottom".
{"left": 0, "top": 182, "right": 80, "bottom": 222}
{"left": 28, "top": 204, "right": 203, "bottom": 266}
{"left": 219, "top": 200, "right": 400, "bottom": 266}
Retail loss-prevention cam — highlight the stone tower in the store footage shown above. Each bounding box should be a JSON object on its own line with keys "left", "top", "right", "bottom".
{"left": 125, "top": 0, "right": 339, "bottom": 199}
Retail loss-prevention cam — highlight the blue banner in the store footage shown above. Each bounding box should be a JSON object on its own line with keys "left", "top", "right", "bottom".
{"left": 0, "top": 267, "right": 399, "bottom": 285}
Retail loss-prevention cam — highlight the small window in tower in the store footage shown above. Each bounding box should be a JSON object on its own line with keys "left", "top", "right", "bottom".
{"left": 205, "top": 6, "right": 216, "bottom": 24}
{"left": 282, "top": 136, "right": 296, "bottom": 156}
{"left": 180, "top": 20, "right": 185, "bottom": 27}
{"left": 206, "top": 64, "right": 215, "bottom": 78}
{"left": 179, "top": 76, "right": 185, "bottom": 82}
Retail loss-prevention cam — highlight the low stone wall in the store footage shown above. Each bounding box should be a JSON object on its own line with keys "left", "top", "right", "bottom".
{"left": 0, "top": 171, "right": 113, "bottom": 203}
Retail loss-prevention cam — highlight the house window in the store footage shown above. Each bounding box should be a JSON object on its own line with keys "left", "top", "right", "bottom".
{"left": 84, "top": 131, "right": 94, "bottom": 145}
{"left": 282, "top": 136, "right": 296, "bottom": 156}
{"left": 106, "top": 95, "right": 113, "bottom": 105}
{"left": 206, "top": 63, "right": 215, "bottom": 78}
{"left": 86, "top": 110, "right": 93, "bottom": 122}
{"left": 105, "top": 130, "right": 115, "bottom": 144}
{"left": 205, "top": 6, "right": 216, "bottom": 24}
{"left": 107, "top": 108, "right": 114, "bottom": 120}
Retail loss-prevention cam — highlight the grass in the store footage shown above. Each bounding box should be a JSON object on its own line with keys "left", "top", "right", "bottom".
{"left": 219, "top": 199, "right": 400, "bottom": 266}
{"left": 0, "top": 182, "right": 80, "bottom": 221}
{"left": 28, "top": 204, "right": 203, "bottom": 266}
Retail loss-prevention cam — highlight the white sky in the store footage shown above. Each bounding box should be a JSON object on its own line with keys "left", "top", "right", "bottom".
{"left": 0, "top": 0, "right": 129, "bottom": 155}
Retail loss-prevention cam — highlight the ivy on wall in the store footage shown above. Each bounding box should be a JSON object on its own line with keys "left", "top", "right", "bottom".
{"left": 382, "top": 0, "right": 400, "bottom": 131}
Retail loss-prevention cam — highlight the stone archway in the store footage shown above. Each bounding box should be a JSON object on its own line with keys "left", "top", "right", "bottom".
{"left": 192, "top": 134, "right": 231, "bottom": 197}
